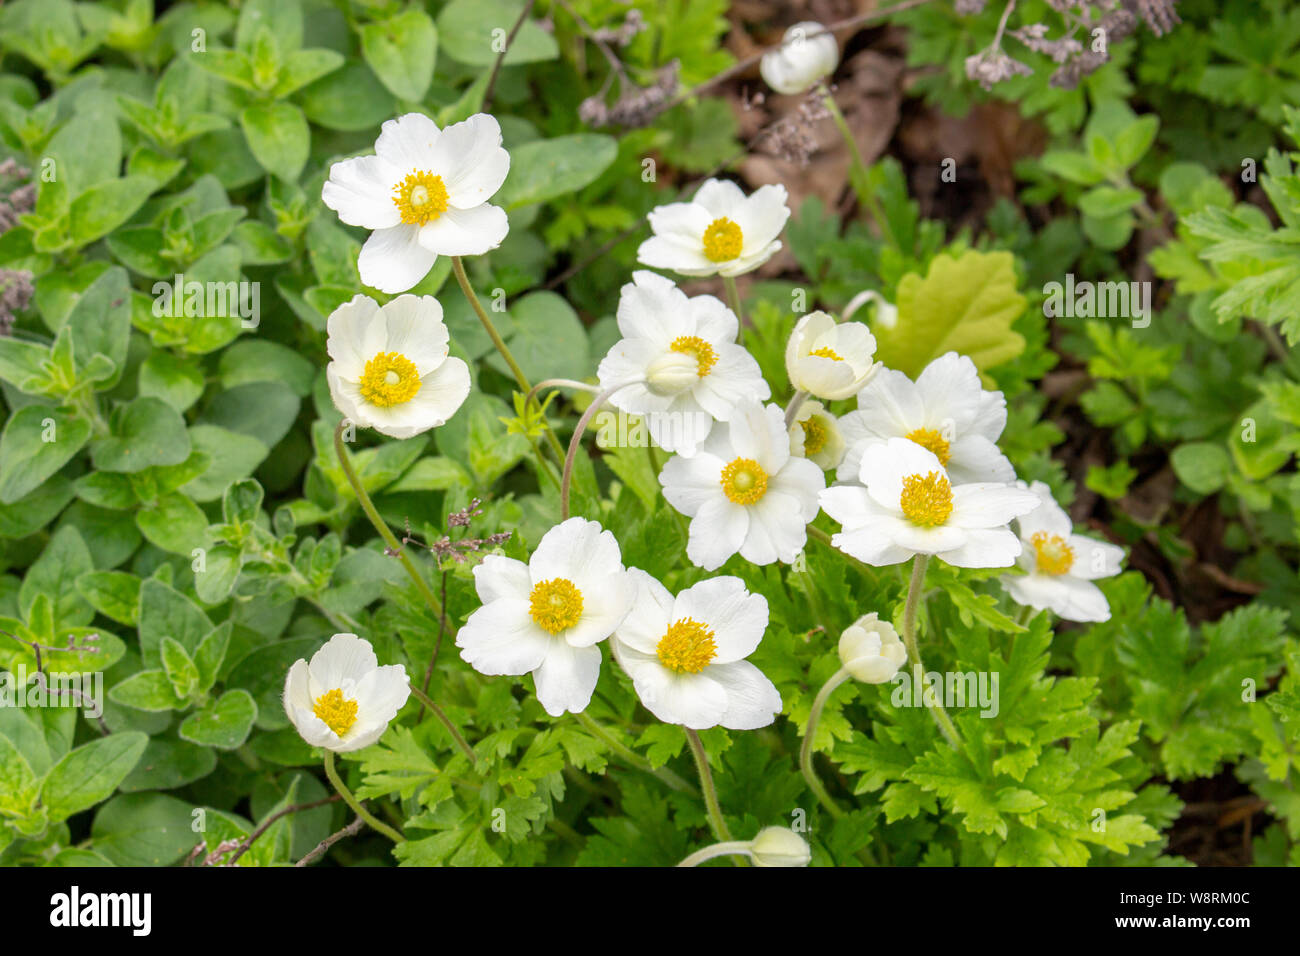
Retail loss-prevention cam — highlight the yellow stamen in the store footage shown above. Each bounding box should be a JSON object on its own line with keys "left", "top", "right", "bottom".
{"left": 720, "top": 457, "right": 768, "bottom": 505}
{"left": 809, "top": 346, "right": 842, "bottom": 361}
{"left": 905, "top": 427, "right": 951, "bottom": 465}
{"left": 392, "top": 170, "right": 449, "bottom": 226}
{"left": 702, "top": 217, "right": 743, "bottom": 262}
{"left": 801, "top": 415, "right": 829, "bottom": 456}
{"left": 1031, "top": 531, "right": 1075, "bottom": 575}
{"left": 899, "top": 471, "right": 953, "bottom": 527}
{"left": 312, "top": 688, "right": 358, "bottom": 737}
{"left": 656, "top": 618, "right": 718, "bottom": 674}
{"left": 529, "top": 578, "right": 584, "bottom": 634}
{"left": 670, "top": 335, "right": 718, "bottom": 377}
{"left": 359, "top": 351, "right": 421, "bottom": 407}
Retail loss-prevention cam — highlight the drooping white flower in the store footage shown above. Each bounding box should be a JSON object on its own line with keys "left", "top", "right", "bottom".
{"left": 819, "top": 437, "right": 1039, "bottom": 568}
{"left": 660, "top": 400, "right": 825, "bottom": 571}
{"left": 789, "top": 399, "right": 846, "bottom": 471}
{"left": 637, "top": 178, "right": 789, "bottom": 278}
{"left": 784, "top": 311, "right": 879, "bottom": 401}
{"left": 611, "top": 569, "right": 781, "bottom": 730}
{"left": 455, "top": 518, "right": 634, "bottom": 717}
{"left": 838, "top": 612, "right": 908, "bottom": 684}
{"left": 322, "top": 112, "right": 510, "bottom": 294}
{"left": 838, "top": 351, "right": 1014, "bottom": 486}
{"left": 596, "top": 271, "right": 769, "bottom": 455}
{"left": 760, "top": 21, "right": 838, "bottom": 95}
{"left": 1000, "top": 481, "right": 1125, "bottom": 622}
{"left": 749, "top": 826, "right": 813, "bottom": 866}
{"left": 283, "top": 633, "right": 410, "bottom": 753}
{"left": 326, "top": 293, "right": 471, "bottom": 439}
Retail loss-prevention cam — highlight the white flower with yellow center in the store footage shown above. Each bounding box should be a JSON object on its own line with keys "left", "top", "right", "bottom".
{"left": 659, "top": 400, "right": 825, "bottom": 571}
{"left": 455, "top": 518, "right": 634, "bottom": 717}
{"left": 322, "top": 112, "right": 510, "bottom": 294}
{"left": 838, "top": 351, "right": 1014, "bottom": 486}
{"left": 819, "top": 437, "right": 1039, "bottom": 568}
{"left": 838, "top": 612, "right": 908, "bottom": 684}
{"left": 611, "top": 569, "right": 780, "bottom": 730}
{"left": 326, "top": 293, "right": 471, "bottom": 439}
{"left": 637, "top": 178, "right": 789, "bottom": 278}
{"left": 760, "top": 21, "right": 839, "bottom": 96}
{"left": 785, "top": 311, "right": 880, "bottom": 401}
{"left": 597, "top": 271, "right": 769, "bottom": 455}
{"left": 283, "top": 633, "right": 411, "bottom": 753}
{"left": 789, "top": 400, "right": 846, "bottom": 471}
{"left": 1001, "top": 481, "right": 1125, "bottom": 622}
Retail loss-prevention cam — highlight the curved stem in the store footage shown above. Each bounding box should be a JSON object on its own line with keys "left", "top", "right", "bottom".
{"left": 677, "top": 840, "right": 753, "bottom": 867}
{"left": 560, "top": 379, "right": 642, "bottom": 520}
{"left": 723, "top": 274, "right": 745, "bottom": 337}
{"left": 407, "top": 682, "right": 476, "bottom": 764}
{"left": 685, "top": 728, "right": 733, "bottom": 846}
{"left": 525, "top": 378, "right": 602, "bottom": 409}
{"left": 322, "top": 750, "right": 405, "bottom": 844}
{"left": 901, "top": 555, "right": 961, "bottom": 748}
{"left": 450, "top": 256, "right": 567, "bottom": 463}
{"left": 818, "top": 83, "right": 898, "bottom": 252}
{"left": 575, "top": 712, "right": 697, "bottom": 795}
{"left": 784, "top": 389, "right": 810, "bottom": 428}
{"left": 799, "top": 666, "right": 852, "bottom": 821}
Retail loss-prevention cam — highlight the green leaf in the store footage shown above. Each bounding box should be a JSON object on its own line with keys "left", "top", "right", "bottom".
{"left": 874, "top": 250, "right": 1027, "bottom": 380}
{"left": 65, "top": 266, "right": 132, "bottom": 390}
{"left": 136, "top": 492, "right": 211, "bottom": 555}
{"left": 1170, "top": 441, "right": 1231, "bottom": 495}
{"left": 0, "top": 732, "right": 40, "bottom": 819}
{"left": 361, "top": 8, "right": 437, "bottom": 102}
{"left": 68, "top": 176, "right": 158, "bottom": 245}
{"left": 19, "top": 525, "right": 94, "bottom": 630}
{"left": 240, "top": 101, "right": 309, "bottom": 181}
{"left": 109, "top": 670, "right": 185, "bottom": 711}
{"left": 437, "top": 0, "right": 557, "bottom": 67}
{"left": 179, "top": 689, "right": 257, "bottom": 750}
{"left": 91, "top": 396, "right": 192, "bottom": 473}
{"left": 91, "top": 793, "right": 198, "bottom": 865}
{"left": 76, "top": 570, "right": 141, "bottom": 626}
{"left": 41, "top": 732, "right": 148, "bottom": 822}
{"left": 160, "top": 636, "right": 200, "bottom": 701}
{"left": 138, "top": 577, "right": 211, "bottom": 666}
{"left": 0, "top": 406, "right": 92, "bottom": 504}
{"left": 500, "top": 135, "right": 618, "bottom": 209}
{"left": 1078, "top": 185, "right": 1143, "bottom": 219}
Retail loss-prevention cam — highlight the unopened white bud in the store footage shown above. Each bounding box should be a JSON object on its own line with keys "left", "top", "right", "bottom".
{"left": 838, "top": 612, "right": 907, "bottom": 684}
{"left": 645, "top": 351, "right": 700, "bottom": 396}
{"left": 760, "top": 22, "right": 839, "bottom": 96}
{"left": 749, "top": 827, "right": 811, "bottom": 867}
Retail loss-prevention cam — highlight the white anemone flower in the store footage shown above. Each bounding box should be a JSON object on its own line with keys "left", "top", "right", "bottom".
{"left": 326, "top": 293, "right": 471, "bottom": 439}
{"left": 760, "top": 21, "right": 838, "bottom": 95}
{"left": 1001, "top": 481, "right": 1125, "bottom": 622}
{"left": 785, "top": 311, "right": 880, "bottom": 401}
{"left": 637, "top": 178, "right": 789, "bottom": 278}
{"left": 283, "top": 633, "right": 411, "bottom": 753}
{"left": 819, "top": 437, "right": 1039, "bottom": 568}
{"left": 838, "top": 612, "right": 908, "bottom": 684}
{"left": 660, "top": 400, "right": 825, "bottom": 571}
{"left": 597, "top": 271, "right": 770, "bottom": 455}
{"left": 789, "top": 399, "right": 846, "bottom": 471}
{"left": 611, "top": 569, "right": 781, "bottom": 730}
{"left": 838, "top": 351, "right": 1014, "bottom": 486}
{"left": 322, "top": 112, "right": 510, "bottom": 294}
{"left": 455, "top": 518, "right": 634, "bottom": 717}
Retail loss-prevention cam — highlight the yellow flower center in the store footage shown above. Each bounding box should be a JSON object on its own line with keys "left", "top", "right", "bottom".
{"left": 809, "top": 346, "right": 843, "bottom": 361}
{"left": 1031, "top": 531, "right": 1075, "bottom": 575}
{"left": 720, "top": 457, "right": 768, "bottom": 505}
{"left": 392, "top": 170, "right": 449, "bottom": 226}
{"left": 702, "top": 217, "right": 743, "bottom": 262}
{"left": 905, "top": 427, "right": 951, "bottom": 466}
{"left": 801, "top": 415, "right": 829, "bottom": 456}
{"left": 669, "top": 335, "right": 718, "bottom": 377}
{"left": 899, "top": 471, "right": 953, "bottom": 527}
{"left": 529, "top": 577, "right": 584, "bottom": 634}
{"left": 312, "top": 688, "right": 358, "bottom": 737}
{"left": 359, "top": 351, "right": 422, "bottom": 407}
{"left": 656, "top": 618, "right": 718, "bottom": 674}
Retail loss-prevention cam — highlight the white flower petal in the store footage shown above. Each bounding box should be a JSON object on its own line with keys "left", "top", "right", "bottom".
{"left": 456, "top": 600, "right": 551, "bottom": 675}
{"left": 533, "top": 641, "right": 603, "bottom": 716}
{"left": 417, "top": 203, "right": 509, "bottom": 256}
{"left": 358, "top": 224, "right": 436, "bottom": 295}
{"left": 709, "top": 660, "right": 782, "bottom": 730}
{"left": 322, "top": 154, "right": 402, "bottom": 230}
{"left": 673, "top": 577, "right": 768, "bottom": 663}
{"left": 429, "top": 113, "right": 510, "bottom": 207}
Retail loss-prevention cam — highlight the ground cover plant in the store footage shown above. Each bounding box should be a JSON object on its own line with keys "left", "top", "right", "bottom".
{"left": 0, "top": 0, "right": 1296, "bottom": 868}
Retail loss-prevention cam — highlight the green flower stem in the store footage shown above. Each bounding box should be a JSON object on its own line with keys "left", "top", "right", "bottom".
{"left": 818, "top": 83, "right": 898, "bottom": 252}
{"left": 322, "top": 750, "right": 405, "bottom": 844}
{"left": 575, "top": 712, "right": 697, "bottom": 795}
{"left": 784, "top": 389, "right": 810, "bottom": 428}
{"left": 723, "top": 274, "right": 745, "bottom": 337}
{"left": 677, "top": 840, "right": 754, "bottom": 867}
{"left": 799, "top": 666, "right": 852, "bottom": 821}
{"left": 407, "top": 682, "right": 476, "bottom": 764}
{"left": 685, "top": 728, "right": 734, "bottom": 848}
{"left": 807, "top": 524, "right": 876, "bottom": 578}
{"left": 450, "top": 255, "right": 567, "bottom": 463}
{"left": 901, "top": 554, "right": 962, "bottom": 748}
{"left": 560, "top": 379, "right": 640, "bottom": 520}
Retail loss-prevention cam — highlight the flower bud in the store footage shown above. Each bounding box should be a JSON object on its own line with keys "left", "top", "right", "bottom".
{"left": 749, "top": 826, "right": 812, "bottom": 867}
{"left": 645, "top": 350, "right": 700, "bottom": 396}
{"left": 838, "top": 612, "right": 907, "bottom": 684}
{"left": 760, "top": 22, "right": 839, "bottom": 96}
